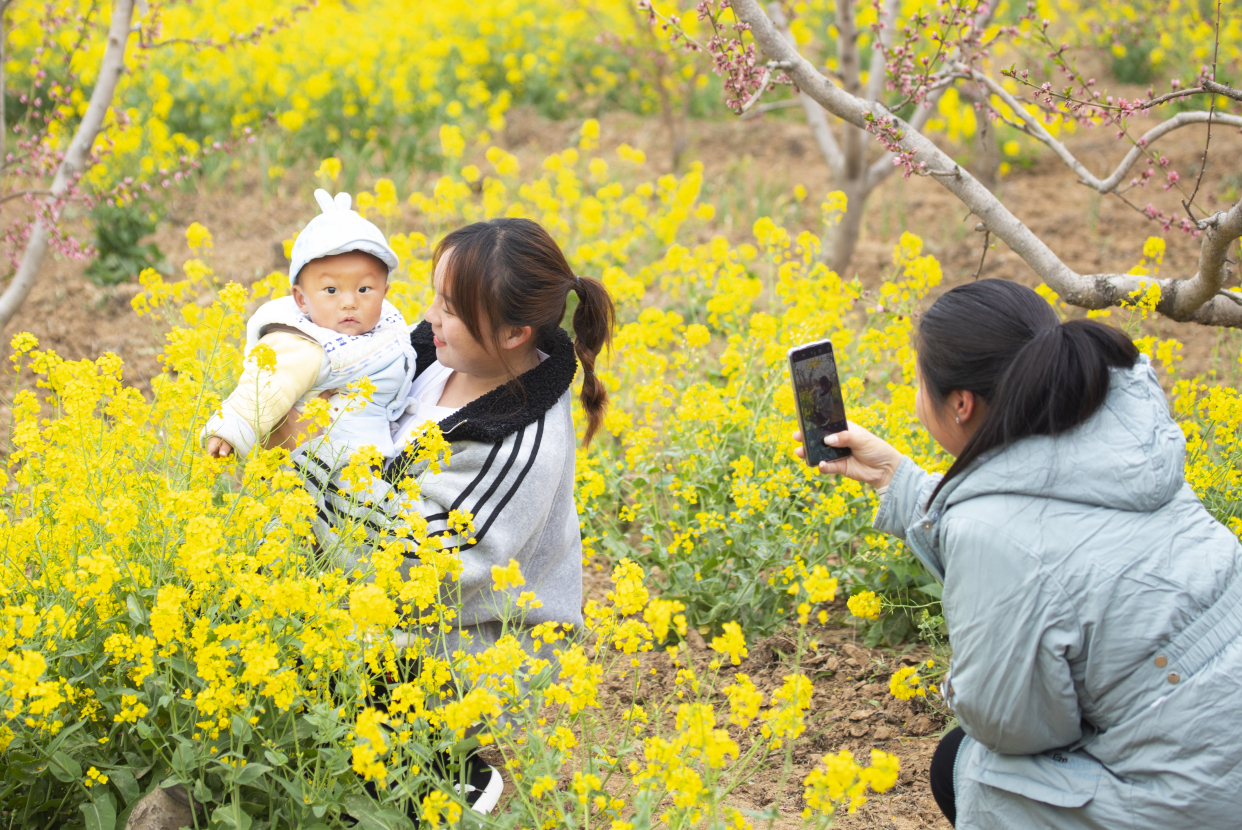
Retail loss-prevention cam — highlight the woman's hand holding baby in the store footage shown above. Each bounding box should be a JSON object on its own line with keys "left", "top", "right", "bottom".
{"left": 794, "top": 421, "right": 905, "bottom": 490}
{"left": 206, "top": 436, "right": 234, "bottom": 457}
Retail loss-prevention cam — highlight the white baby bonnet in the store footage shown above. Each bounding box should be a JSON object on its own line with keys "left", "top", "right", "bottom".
{"left": 287, "top": 189, "right": 400, "bottom": 285}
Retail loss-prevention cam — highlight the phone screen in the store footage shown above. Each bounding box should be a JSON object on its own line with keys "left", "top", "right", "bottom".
{"left": 789, "top": 339, "right": 850, "bottom": 466}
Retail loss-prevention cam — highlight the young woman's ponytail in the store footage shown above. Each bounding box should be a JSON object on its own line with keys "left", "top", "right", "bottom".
{"left": 570, "top": 275, "right": 615, "bottom": 446}
{"left": 920, "top": 280, "right": 1139, "bottom": 504}
{"left": 434, "top": 217, "right": 616, "bottom": 446}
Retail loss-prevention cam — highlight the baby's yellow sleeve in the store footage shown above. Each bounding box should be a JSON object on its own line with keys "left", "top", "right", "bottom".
{"left": 210, "top": 331, "right": 324, "bottom": 453}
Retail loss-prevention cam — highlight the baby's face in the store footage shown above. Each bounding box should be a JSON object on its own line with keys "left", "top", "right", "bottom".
{"left": 293, "top": 251, "right": 389, "bottom": 335}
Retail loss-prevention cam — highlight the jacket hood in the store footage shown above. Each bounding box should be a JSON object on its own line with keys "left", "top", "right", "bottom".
{"left": 942, "top": 355, "right": 1185, "bottom": 514}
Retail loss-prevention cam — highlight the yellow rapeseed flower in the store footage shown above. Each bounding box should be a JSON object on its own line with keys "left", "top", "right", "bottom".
{"left": 847, "top": 590, "right": 881, "bottom": 620}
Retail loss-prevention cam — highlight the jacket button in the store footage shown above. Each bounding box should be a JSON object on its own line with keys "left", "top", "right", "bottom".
{"left": 1167, "top": 672, "right": 1180, "bottom": 684}
{"left": 921, "top": 521, "right": 932, "bottom": 530}
{"left": 1154, "top": 655, "right": 1167, "bottom": 668}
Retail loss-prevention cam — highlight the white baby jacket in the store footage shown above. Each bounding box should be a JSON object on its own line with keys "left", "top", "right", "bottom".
{"left": 203, "top": 295, "right": 415, "bottom": 459}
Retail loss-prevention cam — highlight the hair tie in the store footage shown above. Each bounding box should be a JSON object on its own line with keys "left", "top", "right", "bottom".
{"left": 574, "top": 275, "right": 582, "bottom": 291}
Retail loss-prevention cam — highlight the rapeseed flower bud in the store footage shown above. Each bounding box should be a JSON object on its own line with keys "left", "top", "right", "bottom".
{"left": 888, "top": 665, "right": 927, "bottom": 700}
{"left": 491, "top": 558, "right": 525, "bottom": 591}
{"left": 710, "top": 621, "right": 747, "bottom": 665}
{"left": 848, "top": 590, "right": 882, "bottom": 620}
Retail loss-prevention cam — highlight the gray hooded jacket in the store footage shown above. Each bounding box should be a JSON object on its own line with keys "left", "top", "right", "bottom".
{"left": 875, "top": 356, "right": 1242, "bottom": 828}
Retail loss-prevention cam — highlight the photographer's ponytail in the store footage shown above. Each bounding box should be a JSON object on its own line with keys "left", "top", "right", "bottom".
{"left": 571, "top": 275, "right": 615, "bottom": 446}
{"left": 920, "top": 280, "right": 1139, "bottom": 505}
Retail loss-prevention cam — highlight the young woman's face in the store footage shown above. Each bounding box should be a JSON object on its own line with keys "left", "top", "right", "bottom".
{"left": 915, "top": 359, "right": 971, "bottom": 457}
{"left": 425, "top": 250, "right": 504, "bottom": 377}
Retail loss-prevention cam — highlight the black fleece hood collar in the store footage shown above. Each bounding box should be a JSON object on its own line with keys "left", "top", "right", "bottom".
{"left": 409, "top": 320, "right": 578, "bottom": 443}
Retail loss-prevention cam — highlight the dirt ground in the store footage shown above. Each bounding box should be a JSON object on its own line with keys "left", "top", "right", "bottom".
{"left": 479, "top": 586, "right": 952, "bottom": 828}
{"left": 5, "top": 101, "right": 1240, "bottom": 827}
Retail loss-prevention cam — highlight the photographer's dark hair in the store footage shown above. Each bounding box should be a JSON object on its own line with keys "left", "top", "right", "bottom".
{"left": 919, "top": 279, "right": 1139, "bottom": 504}
{"left": 433, "top": 218, "right": 615, "bottom": 446}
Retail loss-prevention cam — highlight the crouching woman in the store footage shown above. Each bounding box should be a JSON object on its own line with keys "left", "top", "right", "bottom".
{"left": 801, "top": 279, "right": 1242, "bottom": 828}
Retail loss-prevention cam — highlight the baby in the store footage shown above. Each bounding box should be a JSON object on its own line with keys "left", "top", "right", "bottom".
{"left": 203, "top": 189, "right": 415, "bottom": 461}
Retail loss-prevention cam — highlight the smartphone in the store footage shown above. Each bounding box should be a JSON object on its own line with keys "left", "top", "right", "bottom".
{"left": 788, "top": 339, "right": 850, "bottom": 467}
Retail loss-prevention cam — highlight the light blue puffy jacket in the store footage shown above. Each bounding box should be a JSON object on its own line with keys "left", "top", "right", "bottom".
{"left": 874, "top": 355, "right": 1242, "bottom": 828}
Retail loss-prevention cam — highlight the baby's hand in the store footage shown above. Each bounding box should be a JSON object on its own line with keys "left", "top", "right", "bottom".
{"left": 206, "top": 436, "right": 234, "bottom": 458}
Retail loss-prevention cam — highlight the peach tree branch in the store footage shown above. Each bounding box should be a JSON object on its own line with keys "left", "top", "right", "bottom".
{"left": 730, "top": 0, "right": 1242, "bottom": 327}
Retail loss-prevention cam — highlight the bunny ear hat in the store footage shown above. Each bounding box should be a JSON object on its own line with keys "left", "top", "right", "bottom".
{"left": 287, "top": 189, "right": 400, "bottom": 285}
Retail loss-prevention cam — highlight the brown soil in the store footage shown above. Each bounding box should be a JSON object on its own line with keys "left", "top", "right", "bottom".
{"left": 477, "top": 572, "right": 951, "bottom": 827}
{"left": 475, "top": 567, "right": 952, "bottom": 827}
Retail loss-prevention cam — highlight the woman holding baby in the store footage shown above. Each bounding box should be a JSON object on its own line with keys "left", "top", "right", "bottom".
{"left": 203, "top": 194, "right": 613, "bottom": 813}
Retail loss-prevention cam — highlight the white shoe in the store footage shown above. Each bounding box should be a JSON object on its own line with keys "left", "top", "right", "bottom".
{"left": 457, "top": 755, "right": 503, "bottom": 815}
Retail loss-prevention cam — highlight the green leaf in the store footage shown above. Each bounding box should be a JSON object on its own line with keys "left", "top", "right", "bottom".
{"left": 343, "top": 795, "right": 416, "bottom": 830}
{"left": 231, "top": 763, "right": 272, "bottom": 787}
{"left": 880, "top": 612, "right": 915, "bottom": 646}
{"left": 79, "top": 792, "right": 117, "bottom": 830}
{"left": 109, "top": 767, "right": 140, "bottom": 806}
{"left": 915, "top": 580, "right": 943, "bottom": 599}
{"left": 263, "top": 749, "right": 288, "bottom": 767}
{"left": 45, "top": 717, "right": 89, "bottom": 752}
{"left": 193, "top": 777, "right": 216, "bottom": 804}
{"left": 49, "top": 751, "right": 83, "bottom": 783}
{"left": 271, "top": 774, "right": 304, "bottom": 802}
{"left": 448, "top": 736, "right": 481, "bottom": 758}
{"left": 211, "top": 804, "right": 254, "bottom": 830}
{"left": 863, "top": 618, "right": 885, "bottom": 649}
{"left": 231, "top": 714, "right": 253, "bottom": 743}
{"left": 170, "top": 744, "right": 196, "bottom": 775}
{"left": 126, "top": 594, "right": 147, "bottom": 626}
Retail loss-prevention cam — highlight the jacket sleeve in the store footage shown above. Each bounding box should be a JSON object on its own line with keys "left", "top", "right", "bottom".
{"left": 942, "top": 513, "right": 1084, "bottom": 755}
{"left": 201, "top": 331, "right": 324, "bottom": 455}
{"left": 872, "top": 457, "right": 941, "bottom": 542}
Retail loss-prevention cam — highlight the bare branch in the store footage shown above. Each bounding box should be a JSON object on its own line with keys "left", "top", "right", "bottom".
{"left": 0, "top": 0, "right": 135, "bottom": 333}
{"left": 0, "top": 189, "right": 53, "bottom": 204}
{"left": 864, "top": 2, "right": 993, "bottom": 194}
{"left": 739, "top": 98, "right": 801, "bottom": 119}
{"left": 731, "top": 0, "right": 1242, "bottom": 327}
{"left": 768, "top": 4, "right": 845, "bottom": 179}
{"left": 972, "top": 223, "right": 991, "bottom": 279}
{"left": 864, "top": 88, "right": 943, "bottom": 191}
{"left": 794, "top": 86, "right": 848, "bottom": 181}
{"left": 864, "top": 0, "right": 896, "bottom": 103}
{"left": 964, "top": 67, "right": 1242, "bottom": 195}
{"left": 1003, "top": 75, "right": 1242, "bottom": 114}
{"left": 1202, "top": 79, "right": 1242, "bottom": 103}
{"left": 739, "top": 66, "right": 774, "bottom": 113}
{"left": 834, "top": 0, "right": 865, "bottom": 180}
{"left": 1182, "top": 0, "right": 1223, "bottom": 220}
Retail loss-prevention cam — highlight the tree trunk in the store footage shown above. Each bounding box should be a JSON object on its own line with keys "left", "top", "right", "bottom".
{"left": 0, "top": 0, "right": 136, "bottom": 335}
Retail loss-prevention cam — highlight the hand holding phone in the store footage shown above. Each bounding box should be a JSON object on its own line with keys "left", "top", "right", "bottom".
{"left": 793, "top": 423, "right": 904, "bottom": 490}
{"left": 788, "top": 339, "right": 850, "bottom": 467}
